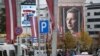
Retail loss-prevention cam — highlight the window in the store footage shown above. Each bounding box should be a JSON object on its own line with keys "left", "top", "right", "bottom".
{"left": 94, "top": 12, "right": 100, "bottom": 15}
{"left": 94, "top": 24, "right": 100, "bottom": 28}
{"left": 9, "top": 50, "right": 15, "bottom": 56}
{"left": 87, "top": 18, "right": 100, "bottom": 22}
{"left": 87, "top": 12, "right": 90, "bottom": 16}
{"left": 3, "top": 50, "right": 7, "bottom": 56}
{"left": 0, "top": 51, "right": 3, "bottom": 56}
{"left": 88, "top": 7, "right": 100, "bottom": 9}
{"left": 87, "top": 25, "right": 90, "bottom": 28}
{"left": 89, "top": 31, "right": 99, "bottom": 35}
{"left": 87, "top": 19, "right": 94, "bottom": 22}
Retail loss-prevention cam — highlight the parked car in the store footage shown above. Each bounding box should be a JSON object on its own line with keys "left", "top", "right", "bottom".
{"left": 0, "top": 43, "right": 16, "bottom": 56}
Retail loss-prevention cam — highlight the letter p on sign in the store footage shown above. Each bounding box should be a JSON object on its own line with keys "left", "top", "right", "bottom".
{"left": 41, "top": 22, "right": 46, "bottom": 32}
{"left": 39, "top": 20, "right": 49, "bottom": 34}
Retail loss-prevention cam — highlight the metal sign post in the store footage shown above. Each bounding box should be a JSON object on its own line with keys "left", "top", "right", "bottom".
{"left": 37, "top": 0, "right": 41, "bottom": 56}
{"left": 37, "top": 0, "right": 49, "bottom": 56}
{"left": 15, "top": 27, "right": 23, "bottom": 56}
{"left": 17, "top": 36, "right": 22, "bottom": 56}
{"left": 39, "top": 19, "right": 49, "bottom": 55}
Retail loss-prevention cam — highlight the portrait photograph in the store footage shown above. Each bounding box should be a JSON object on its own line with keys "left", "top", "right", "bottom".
{"left": 59, "top": 6, "right": 83, "bottom": 37}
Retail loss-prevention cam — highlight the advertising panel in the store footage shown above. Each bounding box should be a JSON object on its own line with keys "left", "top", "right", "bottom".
{"left": 60, "top": 6, "right": 83, "bottom": 37}
{"left": 21, "top": 5, "right": 36, "bottom": 27}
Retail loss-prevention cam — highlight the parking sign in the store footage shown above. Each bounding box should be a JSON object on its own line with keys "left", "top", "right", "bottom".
{"left": 39, "top": 19, "right": 49, "bottom": 34}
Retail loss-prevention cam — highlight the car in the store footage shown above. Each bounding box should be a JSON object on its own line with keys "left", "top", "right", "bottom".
{"left": 0, "top": 43, "right": 16, "bottom": 56}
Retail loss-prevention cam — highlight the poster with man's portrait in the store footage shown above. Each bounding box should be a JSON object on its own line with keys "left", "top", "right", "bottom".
{"left": 60, "top": 6, "right": 83, "bottom": 37}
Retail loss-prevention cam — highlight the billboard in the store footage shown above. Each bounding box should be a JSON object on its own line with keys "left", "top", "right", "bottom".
{"left": 21, "top": 5, "right": 36, "bottom": 27}
{"left": 60, "top": 6, "right": 83, "bottom": 37}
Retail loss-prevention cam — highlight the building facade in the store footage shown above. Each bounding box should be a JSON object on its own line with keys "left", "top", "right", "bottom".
{"left": 84, "top": 3, "right": 100, "bottom": 38}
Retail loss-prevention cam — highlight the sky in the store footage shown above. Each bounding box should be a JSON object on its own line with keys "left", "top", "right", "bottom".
{"left": 86, "top": 0, "right": 100, "bottom": 3}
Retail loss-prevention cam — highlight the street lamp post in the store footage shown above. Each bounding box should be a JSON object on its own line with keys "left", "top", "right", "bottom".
{"left": 37, "top": 0, "right": 41, "bottom": 56}
{"left": 51, "top": 0, "right": 58, "bottom": 56}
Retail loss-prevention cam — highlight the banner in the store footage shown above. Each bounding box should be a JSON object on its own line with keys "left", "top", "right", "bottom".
{"left": 4, "top": 0, "right": 17, "bottom": 43}
{"left": 46, "top": 0, "right": 54, "bottom": 30}
{"left": 61, "top": 6, "right": 83, "bottom": 37}
{"left": 30, "top": 17, "right": 38, "bottom": 38}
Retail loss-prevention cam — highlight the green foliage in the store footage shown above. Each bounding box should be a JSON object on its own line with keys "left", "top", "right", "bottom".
{"left": 79, "top": 31, "right": 93, "bottom": 51}
{"left": 64, "top": 31, "right": 77, "bottom": 49}
{"left": 0, "top": 8, "right": 6, "bottom": 33}
{"left": 63, "top": 31, "right": 93, "bottom": 51}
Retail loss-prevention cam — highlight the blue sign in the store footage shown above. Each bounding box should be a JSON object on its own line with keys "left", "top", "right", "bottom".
{"left": 39, "top": 20, "right": 49, "bottom": 34}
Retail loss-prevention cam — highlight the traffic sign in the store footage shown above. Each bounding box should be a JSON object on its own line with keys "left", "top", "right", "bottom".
{"left": 15, "top": 27, "right": 23, "bottom": 35}
{"left": 39, "top": 19, "right": 49, "bottom": 34}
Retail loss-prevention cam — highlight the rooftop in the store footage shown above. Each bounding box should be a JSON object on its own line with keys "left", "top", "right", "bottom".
{"left": 86, "top": 3, "right": 100, "bottom": 7}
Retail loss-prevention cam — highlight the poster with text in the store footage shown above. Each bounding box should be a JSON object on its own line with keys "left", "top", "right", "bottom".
{"left": 21, "top": 5, "right": 36, "bottom": 27}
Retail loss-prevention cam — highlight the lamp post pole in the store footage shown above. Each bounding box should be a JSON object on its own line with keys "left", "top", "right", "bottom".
{"left": 37, "top": 0, "right": 41, "bottom": 56}
{"left": 51, "top": 0, "right": 58, "bottom": 56}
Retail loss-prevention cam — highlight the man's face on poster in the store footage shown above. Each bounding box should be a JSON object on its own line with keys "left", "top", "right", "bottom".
{"left": 66, "top": 12, "right": 77, "bottom": 31}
